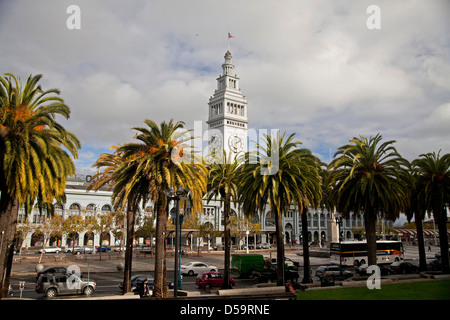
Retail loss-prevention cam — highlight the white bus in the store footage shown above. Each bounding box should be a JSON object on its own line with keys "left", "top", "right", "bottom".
{"left": 330, "top": 240, "right": 404, "bottom": 266}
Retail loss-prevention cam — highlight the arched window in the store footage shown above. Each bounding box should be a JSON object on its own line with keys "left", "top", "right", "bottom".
{"left": 101, "top": 204, "right": 112, "bottom": 214}
{"left": 69, "top": 203, "right": 81, "bottom": 216}
{"left": 86, "top": 203, "right": 96, "bottom": 216}
{"left": 54, "top": 203, "right": 64, "bottom": 217}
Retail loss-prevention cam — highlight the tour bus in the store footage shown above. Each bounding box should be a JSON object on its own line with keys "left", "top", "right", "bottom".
{"left": 330, "top": 240, "right": 404, "bottom": 266}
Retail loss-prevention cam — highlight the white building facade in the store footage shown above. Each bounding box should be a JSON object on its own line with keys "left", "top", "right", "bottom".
{"left": 17, "top": 50, "right": 377, "bottom": 250}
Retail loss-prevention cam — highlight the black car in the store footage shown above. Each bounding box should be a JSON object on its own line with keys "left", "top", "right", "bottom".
{"left": 36, "top": 266, "right": 68, "bottom": 280}
{"left": 356, "top": 264, "right": 393, "bottom": 276}
{"left": 389, "top": 261, "right": 419, "bottom": 274}
{"left": 252, "top": 266, "right": 299, "bottom": 283}
{"left": 119, "top": 274, "right": 174, "bottom": 294}
{"left": 426, "top": 258, "right": 443, "bottom": 271}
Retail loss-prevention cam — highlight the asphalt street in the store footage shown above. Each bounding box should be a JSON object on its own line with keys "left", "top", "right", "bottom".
{"left": 8, "top": 244, "right": 441, "bottom": 299}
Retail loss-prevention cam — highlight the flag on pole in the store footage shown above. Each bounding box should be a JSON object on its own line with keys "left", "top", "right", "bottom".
{"left": 227, "top": 33, "right": 235, "bottom": 51}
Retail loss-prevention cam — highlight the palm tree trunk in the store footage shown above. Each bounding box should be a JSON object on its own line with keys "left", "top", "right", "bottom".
{"left": 415, "top": 209, "right": 427, "bottom": 272}
{"left": 222, "top": 196, "right": 232, "bottom": 289}
{"left": 301, "top": 206, "right": 312, "bottom": 283}
{"left": 154, "top": 197, "right": 168, "bottom": 297}
{"left": 274, "top": 207, "right": 285, "bottom": 286}
{"left": 364, "top": 208, "right": 377, "bottom": 266}
{"left": 0, "top": 193, "right": 18, "bottom": 299}
{"left": 435, "top": 206, "right": 450, "bottom": 274}
{"left": 123, "top": 202, "right": 135, "bottom": 293}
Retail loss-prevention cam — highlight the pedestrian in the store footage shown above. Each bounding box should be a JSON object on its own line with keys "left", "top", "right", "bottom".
{"left": 428, "top": 245, "right": 431, "bottom": 252}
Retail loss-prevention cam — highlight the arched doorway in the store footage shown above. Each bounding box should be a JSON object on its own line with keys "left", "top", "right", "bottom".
{"left": 100, "top": 232, "right": 110, "bottom": 246}
{"left": 66, "top": 232, "right": 79, "bottom": 247}
{"left": 30, "top": 232, "right": 44, "bottom": 247}
{"left": 84, "top": 232, "right": 94, "bottom": 246}
{"left": 285, "top": 223, "right": 293, "bottom": 244}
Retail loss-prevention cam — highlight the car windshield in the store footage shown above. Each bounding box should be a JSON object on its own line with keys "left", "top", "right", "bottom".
{"left": 184, "top": 262, "right": 193, "bottom": 266}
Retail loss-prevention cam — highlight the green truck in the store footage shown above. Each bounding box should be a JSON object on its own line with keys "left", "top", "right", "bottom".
{"left": 231, "top": 254, "right": 266, "bottom": 277}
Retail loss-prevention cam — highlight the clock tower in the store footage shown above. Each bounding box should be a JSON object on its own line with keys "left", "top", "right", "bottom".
{"left": 207, "top": 51, "right": 248, "bottom": 158}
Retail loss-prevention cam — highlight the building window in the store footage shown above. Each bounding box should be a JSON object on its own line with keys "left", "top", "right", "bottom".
{"left": 69, "top": 203, "right": 81, "bottom": 216}
{"left": 102, "top": 204, "right": 112, "bottom": 214}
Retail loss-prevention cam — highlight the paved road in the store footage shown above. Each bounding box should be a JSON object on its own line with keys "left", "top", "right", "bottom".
{"left": 9, "top": 244, "right": 439, "bottom": 299}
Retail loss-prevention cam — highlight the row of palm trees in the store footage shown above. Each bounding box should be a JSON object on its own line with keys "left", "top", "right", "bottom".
{"left": 0, "top": 73, "right": 449, "bottom": 299}
{"left": 89, "top": 121, "right": 450, "bottom": 295}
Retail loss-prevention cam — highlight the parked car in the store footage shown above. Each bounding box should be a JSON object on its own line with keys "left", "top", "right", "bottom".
{"left": 96, "top": 246, "right": 111, "bottom": 252}
{"left": 427, "top": 258, "right": 443, "bottom": 271}
{"left": 389, "top": 261, "right": 419, "bottom": 274}
{"left": 252, "top": 265, "right": 300, "bottom": 283}
{"left": 38, "top": 246, "right": 61, "bottom": 254}
{"left": 195, "top": 272, "right": 236, "bottom": 289}
{"left": 36, "top": 266, "right": 68, "bottom": 280}
{"left": 256, "top": 243, "right": 270, "bottom": 249}
{"left": 82, "top": 246, "right": 94, "bottom": 254}
{"left": 35, "top": 273, "right": 95, "bottom": 298}
{"left": 181, "top": 262, "right": 218, "bottom": 276}
{"left": 119, "top": 274, "right": 174, "bottom": 294}
{"left": 356, "top": 264, "right": 393, "bottom": 276}
{"left": 64, "top": 246, "right": 93, "bottom": 254}
{"left": 315, "top": 266, "right": 353, "bottom": 279}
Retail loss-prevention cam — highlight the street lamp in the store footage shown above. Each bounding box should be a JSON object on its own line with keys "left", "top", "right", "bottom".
{"left": 335, "top": 216, "right": 344, "bottom": 281}
{"left": 163, "top": 186, "right": 191, "bottom": 297}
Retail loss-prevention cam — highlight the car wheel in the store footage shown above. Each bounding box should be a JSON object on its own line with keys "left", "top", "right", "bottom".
{"left": 188, "top": 270, "right": 194, "bottom": 276}
{"left": 205, "top": 284, "right": 211, "bottom": 289}
{"left": 46, "top": 288, "right": 57, "bottom": 298}
{"left": 83, "top": 286, "right": 94, "bottom": 296}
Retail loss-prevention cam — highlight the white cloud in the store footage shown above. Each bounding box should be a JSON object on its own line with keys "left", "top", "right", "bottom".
{"left": 0, "top": 0, "right": 449, "bottom": 165}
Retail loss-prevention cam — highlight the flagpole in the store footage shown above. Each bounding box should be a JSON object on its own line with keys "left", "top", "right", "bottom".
{"left": 227, "top": 33, "right": 230, "bottom": 51}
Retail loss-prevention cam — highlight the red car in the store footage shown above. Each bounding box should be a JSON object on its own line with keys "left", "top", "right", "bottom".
{"left": 195, "top": 272, "right": 236, "bottom": 289}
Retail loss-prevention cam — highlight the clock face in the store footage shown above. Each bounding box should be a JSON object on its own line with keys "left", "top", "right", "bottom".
{"left": 209, "top": 133, "right": 222, "bottom": 149}
{"left": 228, "top": 134, "right": 244, "bottom": 153}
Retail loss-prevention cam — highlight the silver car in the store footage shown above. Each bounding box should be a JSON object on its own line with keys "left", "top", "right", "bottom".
{"left": 181, "top": 262, "right": 218, "bottom": 276}
{"left": 36, "top": 273, "right": 96, "bottom": 298}
{"left": 38, "top": 246, "right": 61, "bottom": 253}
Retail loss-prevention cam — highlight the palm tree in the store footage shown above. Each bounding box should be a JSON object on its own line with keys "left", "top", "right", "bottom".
{"left": 239, "top": 132, "right": 321, "bottom": 286}
{"left": 300, "top": 161, "right": 328, "bottom": 283}
{"left": 412, "top": 151, "right": 450, "bottom": 273}
{"left": 89, "top": 146, "right": 141, "bottom": 292}
{"left": 328, "top": 134, "right": 408, "bottom": 267}
{"left": 206, "top": 150, "right": 241, "bottom": 288}
{"left": 0, "top": 74, "right": 80, "bottom": 298}
{"left": 118, "top": 119, "right": 207, "bottom": 297}
{"left": 404, "top": 163, "right": 428, "bottom": 272}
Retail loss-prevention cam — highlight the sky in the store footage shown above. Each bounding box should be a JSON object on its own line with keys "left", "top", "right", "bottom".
{"left": 1, "top": 0, "right": 449, "bottom": 182}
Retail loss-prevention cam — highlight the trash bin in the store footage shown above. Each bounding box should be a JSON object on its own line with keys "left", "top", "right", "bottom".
{"left": 320, "top": 275, "right": 335, "bottom": 287}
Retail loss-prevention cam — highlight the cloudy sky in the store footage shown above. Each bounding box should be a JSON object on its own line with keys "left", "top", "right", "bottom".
{"left": 1, "top": 0, "right": 449, "bottom": 176}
